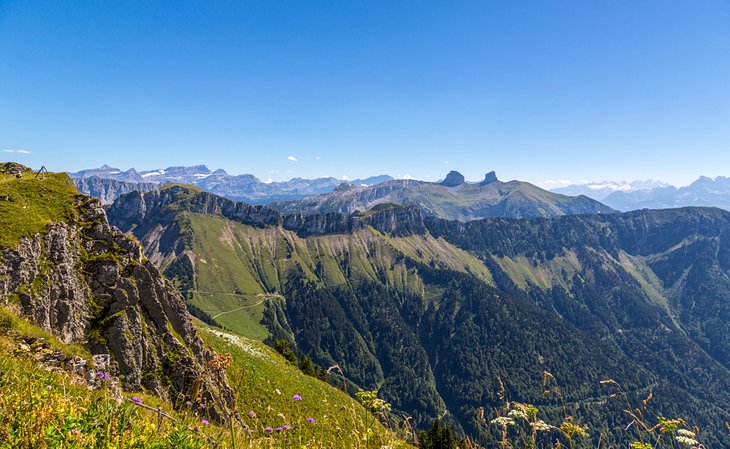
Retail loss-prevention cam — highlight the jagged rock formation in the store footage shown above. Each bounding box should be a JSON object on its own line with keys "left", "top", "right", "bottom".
{"left": 480, "top": 170, "right": 498, "bottom": 185}
{"left": 440, "top": 170, "right": 466, "bottom": 187}
{"left": 0, "top": 194, "right": 234, "bottom": 416}
{"left": 74, "top": 176, "right": 158, "bottom": 205}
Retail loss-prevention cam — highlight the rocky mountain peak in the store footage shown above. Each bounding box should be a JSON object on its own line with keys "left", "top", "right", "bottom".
{"left": 440, "top": 170, "right": 466, "bottom": 187}
{"left": 481, "top": 171, "right": 498, "bottom": 185}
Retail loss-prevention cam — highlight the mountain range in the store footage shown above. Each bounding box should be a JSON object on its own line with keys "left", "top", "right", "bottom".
{"left": 551, "top": 179, "right": 669, "bottom": 200}
{"left": 69, "top": 164, "right": 394, "bottom": 205}
{"left": 552, "top": 176, "right": 730, "bottom": 211}
{"left": 106, "top": 184, "right": 730, "bottom": 446}
{"left": 71, "top": 165, "right": 615, "bottom": 220}
{"left": 269, "top": 170, "right": 614, "bottom": 220}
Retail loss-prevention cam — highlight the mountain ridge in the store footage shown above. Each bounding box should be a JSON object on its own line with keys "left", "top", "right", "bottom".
{"left": 70, "top": 164, "right": 395, "bottom": 205}
{"left": 107, "top": 185, "right": 730, "bottom": 445}
{"left": 269, "top": 170, "right": 615, "bottom": 220}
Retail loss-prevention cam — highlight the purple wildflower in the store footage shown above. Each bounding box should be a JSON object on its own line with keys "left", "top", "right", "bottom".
{"left": 199, "top": 403, "right": 206, "bottom": 409}
{"left": 131, "top": 396, "right": 142, "bottom": 404}
{"left": 185, "top": 401, "right": 192, "bottom": 407}
{"left": 264, "top": 426, "right": 273, "bottom": 433}
{"left": 276, "top": 427, "right": 283, "bottom": 432}
{"left": 248, "top": 411, "right": 256, "bottom": 418}
{"left": 283, "top": 425, "right": 291, "bottom": 430}
{"left": 45, "top": 385, "right": 52, "bottom": 391}
{"left": 292, "top": 394, "right": 303, "bottom": 401}
{"left": 202, "top": 419, "right": 209, "bottom": 425}
{"left": 307, "top": 417, "right": 316, "bottom": 424}
{"left": 96, "top": 372, "right": 110, "bottom": 380}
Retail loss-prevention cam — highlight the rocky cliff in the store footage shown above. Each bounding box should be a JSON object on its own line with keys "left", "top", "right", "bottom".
{"left": 74, "top": 176, "right": 158, "bottom": 205}
{"left": 0, "top": 193, "right": 234, "bottom": 416}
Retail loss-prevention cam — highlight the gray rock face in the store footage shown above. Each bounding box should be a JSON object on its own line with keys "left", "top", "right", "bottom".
{"left": 74, "top": 176, "right": 158, "bottom": 205}
{"left": 481, "top": 171, "right": 498, "bottom": 185}
{"left": 440, "top": 171, "right": 465, "bottom": 187}
{"left": 0, "top": 196, "right": 234, "bottom": 417}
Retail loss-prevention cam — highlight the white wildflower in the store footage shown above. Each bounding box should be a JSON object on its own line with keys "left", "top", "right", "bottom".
{"left": 675, "top": 435, "right": 699, "bottom": 446}
{"left": 677, "top": 429, "right": 695, "bottom": 438}
{"left": 535, "top": 420, "right": 551, "bottom": 432}
{"left": 491, "top": 416, "right": 515, "bottom": 426}
{"left": 508, "top": 409, "right": 529, "bottom": 421}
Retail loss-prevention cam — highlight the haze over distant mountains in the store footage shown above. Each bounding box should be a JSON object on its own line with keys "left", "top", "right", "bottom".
{"left": 71, "top": 165, "right": 613, "bottom": 220}
{"left": 270, "top": 170, "right": 613, "bottom": 220}
{"left": 69, "top": 164, "right": 393, "bottom": 205}
{"left": 551, "top": 176, "right": 730, "bottom": 211}
{"left": 551, "top": 180, "right": 670, "bottom": 200}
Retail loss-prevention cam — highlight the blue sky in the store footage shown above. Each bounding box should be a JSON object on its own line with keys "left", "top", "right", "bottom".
{"left": 1, "top": 1, "right": 729, "bottom": 187}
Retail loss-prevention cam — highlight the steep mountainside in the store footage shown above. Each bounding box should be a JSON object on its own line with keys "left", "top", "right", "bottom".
{"left": 108, "top": 186, "right": 730, "bottom": 446}
{"left": 270, "top": 171, "right": 615, "bottom": 220}
{"left": 0, "top": 166, "right": 234, "bottom": 417}
{"left": 74, "top": 176, "right": 158, "bottom": 204}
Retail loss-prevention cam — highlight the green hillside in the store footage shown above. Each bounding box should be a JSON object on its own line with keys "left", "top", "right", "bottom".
{"left": 0, "top": 164, "right": 81, "bottom": 248}
{"left": 0, "top": 304, "right": 410, "bottom": 448}
{"left": 181, "top": 212, "right": 492, "bottom": 339}
{"left": 0, "top": 170, "right": 411, "bottom": 448}
{"left": 108, "top": 186, "right": 730, "bottom": 446}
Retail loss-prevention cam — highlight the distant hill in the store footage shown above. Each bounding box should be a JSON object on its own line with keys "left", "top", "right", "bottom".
{"left": 69, "top": 164, "right": 394, "bottom": 205}
{"left": 270, "top": 170, "right": 615, "bottom": 220}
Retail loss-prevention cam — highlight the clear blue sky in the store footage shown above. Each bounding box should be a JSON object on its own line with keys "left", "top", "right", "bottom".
{"left": 2, "top": 1, "right": 729, "bottom": 187}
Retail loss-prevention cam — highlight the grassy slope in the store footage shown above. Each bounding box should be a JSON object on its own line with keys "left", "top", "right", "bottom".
{"left": 0, "top": 305, "right": 410, "bottom": 448}
{"left": 0, "top": 172, "right": 410, "bottom": 448}
{"left": 182, "top": 213, "right": 493, "bottom": 339}
{"left": 199, "top": 324, "right": 409, "bottom": 448}
{"left": 0, "top": 169, "right": 81, "bottom": 248}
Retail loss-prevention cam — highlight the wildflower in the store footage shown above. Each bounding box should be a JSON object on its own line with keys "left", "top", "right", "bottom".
{"left": 95, "top": 372, "right": 110, "bottom": 379}
{"left": 677, "top": 429, "right": 696, "bottom": 438}
{"left": 508, "top": 409, "right": 529, "bottom": 421}
{"left": 292, "top": 394, "right": 303, "bottom": 401}
{"left": 199, "top": 403, "right": 206, "bottom": 409}
{"left": 276, "top": 427, "right": 283, "bottom": 432}
{"left": 45, "top": 385, "right": 52, "bottom": 391}
{"left": 675, "top": 435, "right": 699, "bottom": 446}
{"left": 131, "top": 396, "right": 142, "bottom": 404}
{"left": 264, "top": 426, "right": 273, "bottom": 433}
{"left": 490, "top": 417, "right": 515, "bottom": 426}
{"left": 535, "top": 420, "right": 551, "bottom": 432}
{"left": 307, "top": 417, "right": 316, "bottom": 424}
{"left": 185, "top": 401, "right": 192, "bottom": 406}
{"left": 201, "top": 420, "right": 209, "bottom": 425}
{"left": 283, "top": 425, "right": 290, "bottom": 430}
{"left": 248, "top": 411, "right": 257, "bottom": 418}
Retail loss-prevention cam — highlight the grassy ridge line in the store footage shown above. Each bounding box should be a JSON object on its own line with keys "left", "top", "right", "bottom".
{"left": 0, "top": 169, "right": 81, "bottom": 248}
{"left": 182, "top": 213, "right": 494, "bottom": 339}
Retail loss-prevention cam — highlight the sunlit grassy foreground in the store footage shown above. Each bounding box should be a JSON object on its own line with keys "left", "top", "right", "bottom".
{"left": 0, "top": 306, "right": 412, "bottom": 448}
